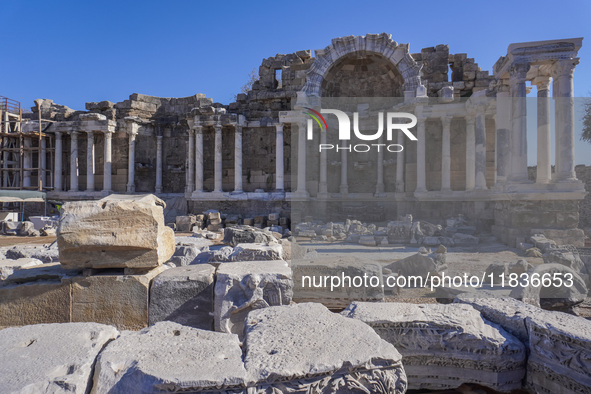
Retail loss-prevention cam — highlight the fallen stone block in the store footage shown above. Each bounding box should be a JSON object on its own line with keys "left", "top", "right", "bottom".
{"left": 0, "top": 322, "right": 119, "bottom": 394}
{"left": 230, "top": 242, "right": 283, "bottom": 261}
{"left": 175, "top": 215, "right": 196, "bottom": 232}
{"left": 149, "top": 264, "right": 215, "bottom": 330}
{"left": 214, "top": 260, "right": 292, "bottom": 338}
{"left": 57, "top": 194, "right": 175, "bottom": 269}
{"left": 2, "top": 262, "right": 80, "bottom": 285}
{"left": 71, "top": 266, "right": 168, "bottom": 330}
{"left": 383, "top": 252, "right": 440, "bottom": 282}
{"left": 358, "top": 235, "right": 377, "bottom": 246}
{"left": 454, "top": 295, "right": 540, "bottom": 343}
{"left": 342, "top": 301, "right": 525, "bottom": 392}
{"left": 453, "top": 232, "right": 479, "bottom": 246}
{"left": 292, "top": 260, "right": 384, "bottom": 308}
{"left": 509, "top": 263, "right": 587, "bottom": 311}
{"left": 543, "top": 246, "right": 586, "bottom": 274}
{"left": 0, "top": 258, "right": 43, "bottom": 280}
{"left": 529, "top": 233, "right": 556, "bottom": 253}
{"left": 244, "top": 303, "right": 407, "bottom": 393}
{"left": 223, "top": 225, "right": 277, "bottom": 247}
{"left": 92, "top": 322, "right": 247, "bottom": 393}
{"left": 0, "top": 280, "right": 72, "bottom": 328}
{"left": 168, "top": 237, "right": 212, "bottom": 266}
{"left": 525, "top": 310, "right": 591, "bottom": 393}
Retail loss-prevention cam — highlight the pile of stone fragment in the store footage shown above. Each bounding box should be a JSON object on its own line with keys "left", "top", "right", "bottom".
{"left": 294, "top": 214, "right": 482, "bottom": 247}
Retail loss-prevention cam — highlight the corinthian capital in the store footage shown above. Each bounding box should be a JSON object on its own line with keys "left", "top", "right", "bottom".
{"left": 551, "top": 58, "right": 579, "bottom": 78}
{"left": 509, "top": 63, "right": 530, "bottom": 83}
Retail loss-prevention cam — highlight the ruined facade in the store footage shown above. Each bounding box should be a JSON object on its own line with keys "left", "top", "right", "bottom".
{"left": 2, "top": 33, "right": 585, "bottom": 246}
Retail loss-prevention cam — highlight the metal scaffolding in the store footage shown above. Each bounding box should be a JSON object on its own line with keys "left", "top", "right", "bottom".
{"left": 0, "top": 96, "right": 54, "bottom": 191}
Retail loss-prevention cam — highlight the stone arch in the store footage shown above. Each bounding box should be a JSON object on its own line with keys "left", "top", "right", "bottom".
{"left": 301, "top": 33, "right": 423, "bottom": 98}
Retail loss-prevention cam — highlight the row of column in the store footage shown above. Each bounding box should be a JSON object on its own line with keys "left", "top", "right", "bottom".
{"left": 298, "top": 113, "right": 490, "bottom": 197}
{"left": 496, "top": 58, "right": 578, "bottom": 186}
{"left": 126, "top": 128, "right": 163, "bottom": 194}
{"left": 187, "top": 122, "right": 285, "bottom": 194}
{"left": 54, "top": 129, "right": 113, "bottom": 193}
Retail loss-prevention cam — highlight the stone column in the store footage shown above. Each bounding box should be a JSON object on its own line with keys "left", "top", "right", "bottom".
{"left": 69, "top": 131, "right": 79, "bottom": 192}
{"left": 103, "top": 131, "right": 113, "bottom": 192}
{"left": 508, "top": 62, "right": 530, "bottom": 183}
{"left": 275, "top": 123, "right": 284, "bottom": 191}
{"left": 126, "top": 131, "right": 137, "bottom": 193}
{"left": 415, "top": 117, "right": 427, "bottom": 192}
{"left": 495, "top": 82, "right": 511, "bottom": 185}
{"left": 340, "top": 140, "right": 348, "bottom": 195}
{"left": 552, "top": 73, "right": 561, "bottom": 178}
{"left": 40, "top": 136, "right": 47, "bottom": 188}
{"left": 375, "top": 136, "right": 385, "bottom": 194}
{"left": 234, "top": 124, "right": 243, "bottom": 193}
{"left": 186, "top": 129, "right": 195, "bottom": 193}
{"left": 535, "top": 76, "right": 552, "bottom": 184}
{"left": 194, "top": 126, "right": 204, "bottom": 192}
{"left": 395, "top": 130, "right": 405, "bottom": 192}
{"left": 86, "top": 131, "right": 95, "bottom": 192}
{"left": 155, "top": 135, "right": 163, "bottom": 194}
{"left": 319, "top": 125, "right": 328, "bottom": 198}
{"left": 475, "top": 109, "right": 487, "bottom": 190}
{"left": 441, "top": 116, "right": 452, "bottom": 192}
{"left": 465, "top": 116, "right": 476, "bottom": 191}
{"left": 54, "top": 131, "right": 63, "bottom": 191}
{"left": 552, "top": 59, "right": 579, "bottom": 182}
{"left": 23, "top": 137, "right": 32, "bottom": 187}
{"left": 295, "top": 120, "right": 309, "bottom": 197}
{"left": 214, "top": 124, "right": 222, "bottom": 193}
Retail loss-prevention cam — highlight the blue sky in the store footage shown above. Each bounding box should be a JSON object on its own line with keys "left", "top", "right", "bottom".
{"left": 1, "top": 0, "right": 590, "bottom": 163}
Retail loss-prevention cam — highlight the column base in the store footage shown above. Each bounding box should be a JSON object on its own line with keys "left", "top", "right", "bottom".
{"left": 126, "top": 185, "right": 135, "bottom": 193}
{"left": 395, "top": 182, "right": 405, "bottom": 193}
{"left": 155, "top": 188, "right": 162, "bottom": 194}
{"left": 339, "top": 185, "right": 348, "bottom": 195}
{"left": 291, "top": 190, "right": 310, "bottom": 200}
{"left": 375, "top": 184, "right": 385, "bottom": 194}
{"left": 317, "top": 192, "right": 330, "bottom": 200}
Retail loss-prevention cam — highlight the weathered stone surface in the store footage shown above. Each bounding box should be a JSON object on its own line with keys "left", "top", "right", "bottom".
{"left": 454, "top": 295, "right": 541, "bottom": 343}
{"left": 92, "top": 322, "right": 247, "bottom": 393}
{"left": 484, "top": 259, "right": 533, "bottom": 285}
{"left": 526, "top": 310, "right": 591, "bottom": 394}
{"left": 214, "top": 261, "right": 292, "bottom": 338}
{"left": 543, "top": 246, "right": 586, "bottom": 273}
{"left": 509, "top": 263, "right": 588, "bottom": 311}
{"left": 168, "top": 237, "right": 212, "bottom": 266}
{"left": 1, "top": 262, "right": 80, "bottom": 285}
{"left": 149, "top": 264, "right": 215, "bottom": 330}
{"left": 0, "top": 280, "right": 71, "bottom": 328}
{"left": 0, "top": 258, "right": 43, "bottom": 280}
{"left": 342, "top": 302, "right": 525, "bottom": 391}
{"left": 244, "top": 303, "right": 407, "bottom": 393}
{"left": 5, "top": 243, "right": 59, "bottom": 263}
{"left": 292, "top": 260, "right": 384, "bottom": 308}
{"left": 57, "top": 194, "right": 175, "bottom": 269}
{"left": 0, "top": 322, "right": 119, "bottom": 394}
{"left": 71, "top": 266, "right": 167, "bottom": 330}
{"left": 223, "top": 225, "right": 277, "bottom": 247}
{"left": 175, "top": 215, "right": 196, "bottom": 232}
{"left": 383, "top": 252, "right": 440, "bottom": 282}
{"left": 230, "top": 243, "right": 283, "bottom": 261}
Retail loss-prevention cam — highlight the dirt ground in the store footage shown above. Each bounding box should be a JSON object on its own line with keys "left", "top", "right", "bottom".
{"left": 0, "top": 235, "right": 56, "bottom": 247}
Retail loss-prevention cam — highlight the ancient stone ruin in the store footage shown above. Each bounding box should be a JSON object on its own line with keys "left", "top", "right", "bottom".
{"left": 0, "top": 33, "right": 590, "bottom": 393}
